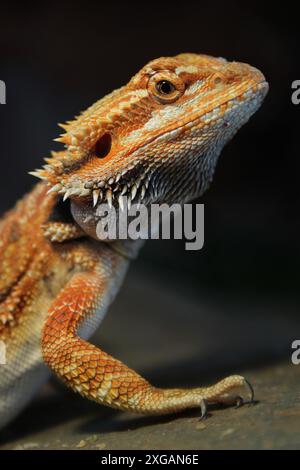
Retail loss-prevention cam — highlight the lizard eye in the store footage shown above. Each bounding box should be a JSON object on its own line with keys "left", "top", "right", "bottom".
{"left": 148, "top": 71, "right": 185, "bottom": 104}
{"left": 156, "top": 80, "right": 175, "bottom": 95}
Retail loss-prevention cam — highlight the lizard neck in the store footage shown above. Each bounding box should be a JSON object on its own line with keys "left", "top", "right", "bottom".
{"left": 107, "top": 239, "right": 145, "bottom": 260}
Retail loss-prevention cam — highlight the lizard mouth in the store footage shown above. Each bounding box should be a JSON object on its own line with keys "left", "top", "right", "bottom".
{"left": 87, "top": 159, "right": 150, "bottom": 211}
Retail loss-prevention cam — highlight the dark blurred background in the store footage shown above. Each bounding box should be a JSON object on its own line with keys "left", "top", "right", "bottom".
{"left": 1, "top": 0, "right": 300, "bottom": 448}
{"left": 0, "top": 1, "right": 299, "bottom": 295}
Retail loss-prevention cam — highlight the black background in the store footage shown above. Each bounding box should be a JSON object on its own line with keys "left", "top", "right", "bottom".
{"left": 0, "top": 1, "right": 299, "bottom": 296}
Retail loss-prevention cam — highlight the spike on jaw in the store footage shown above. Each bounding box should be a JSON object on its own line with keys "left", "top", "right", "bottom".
{"left": 141, "top": 185, "right": 146, "bottom": 200}
{"left": 131, "top": 184, "right": 137, "bottom": 200}
{"left": 50, "top": 150, "right": 61, "bottom": 157}
{"left": 28, "top": 170, "right": 48, "bottom": 181}
{"left": 28, "top": 170, "right": 40, "bottom": 177}
{"left": 121, "top": 185, "right": 127, "bottom": 196}
{"left": 47, "top": 184, "right": 62, "bottom": 195}
{"left": 53, "top": 134, "right": 72, "bottom": 145}
{"left": 93, "top": 189, "right": 100, "bottom": 207}
{"left": 118, "top": 195, "right": 125, "bottom": 211}
{"left": 58, "top": 123, "right": 69, "bottom": 131}
{"left": 106, "top": 189, "right": 113, "bottom": 209}
{"left": 63, "top": 190, "right": 72, "bottom": 202}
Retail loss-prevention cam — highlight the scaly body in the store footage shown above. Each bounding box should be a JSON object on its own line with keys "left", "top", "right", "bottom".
{"left": 0, "top": 54, "right": 268, "bottom": 429}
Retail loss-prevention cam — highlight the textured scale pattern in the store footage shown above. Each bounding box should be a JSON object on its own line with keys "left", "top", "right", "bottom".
{"left": 0, "top": 53, "right": 268, "bottom": 428}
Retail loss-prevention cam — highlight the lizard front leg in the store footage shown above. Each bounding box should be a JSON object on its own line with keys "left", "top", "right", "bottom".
{"left": 41, "top": 250, "right": 254, "bottom": 417}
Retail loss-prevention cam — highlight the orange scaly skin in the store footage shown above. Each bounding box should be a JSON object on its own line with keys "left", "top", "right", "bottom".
{"left": 0, "top": 54, "right": 268, "bottom": 429}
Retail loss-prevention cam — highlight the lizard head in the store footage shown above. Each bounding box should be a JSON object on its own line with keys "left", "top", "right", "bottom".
{"left": 32, "top": 53, "right": 268, "bottom": 237}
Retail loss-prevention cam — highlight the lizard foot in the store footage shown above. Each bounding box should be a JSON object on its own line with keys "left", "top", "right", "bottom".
{"left": 197, "top": 375, "right": 255, "bottom": 419}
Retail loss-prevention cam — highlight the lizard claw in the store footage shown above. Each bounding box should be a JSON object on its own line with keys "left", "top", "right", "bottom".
{"left": 199, "top": 398, "right": 208, "bottom": 420}
{"left": 244, "top": 378, "right": 255, "bottom": 404}
{"left": 233, "top": 379, "right": 254, "bottom": 408}
{"left": 234, "top": 396, "right": 244, "bottom": 408}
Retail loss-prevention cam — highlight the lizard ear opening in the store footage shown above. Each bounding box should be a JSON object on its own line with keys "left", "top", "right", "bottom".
{"left": 94, "top": 133, "right": 112, "bottom": 159}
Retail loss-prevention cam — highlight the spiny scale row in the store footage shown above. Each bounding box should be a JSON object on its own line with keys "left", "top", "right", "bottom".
{"left": 28, "top": 172, "right": 151, "bottom": 210}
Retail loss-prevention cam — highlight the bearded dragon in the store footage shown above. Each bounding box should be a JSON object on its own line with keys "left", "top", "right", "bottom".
{"left": 0, "top": 53, "right": 268, "bottom": 429}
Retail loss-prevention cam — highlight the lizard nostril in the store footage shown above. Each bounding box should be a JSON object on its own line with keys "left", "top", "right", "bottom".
{"left": 94, "top": 133, "right": 112, "bottom": 159}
